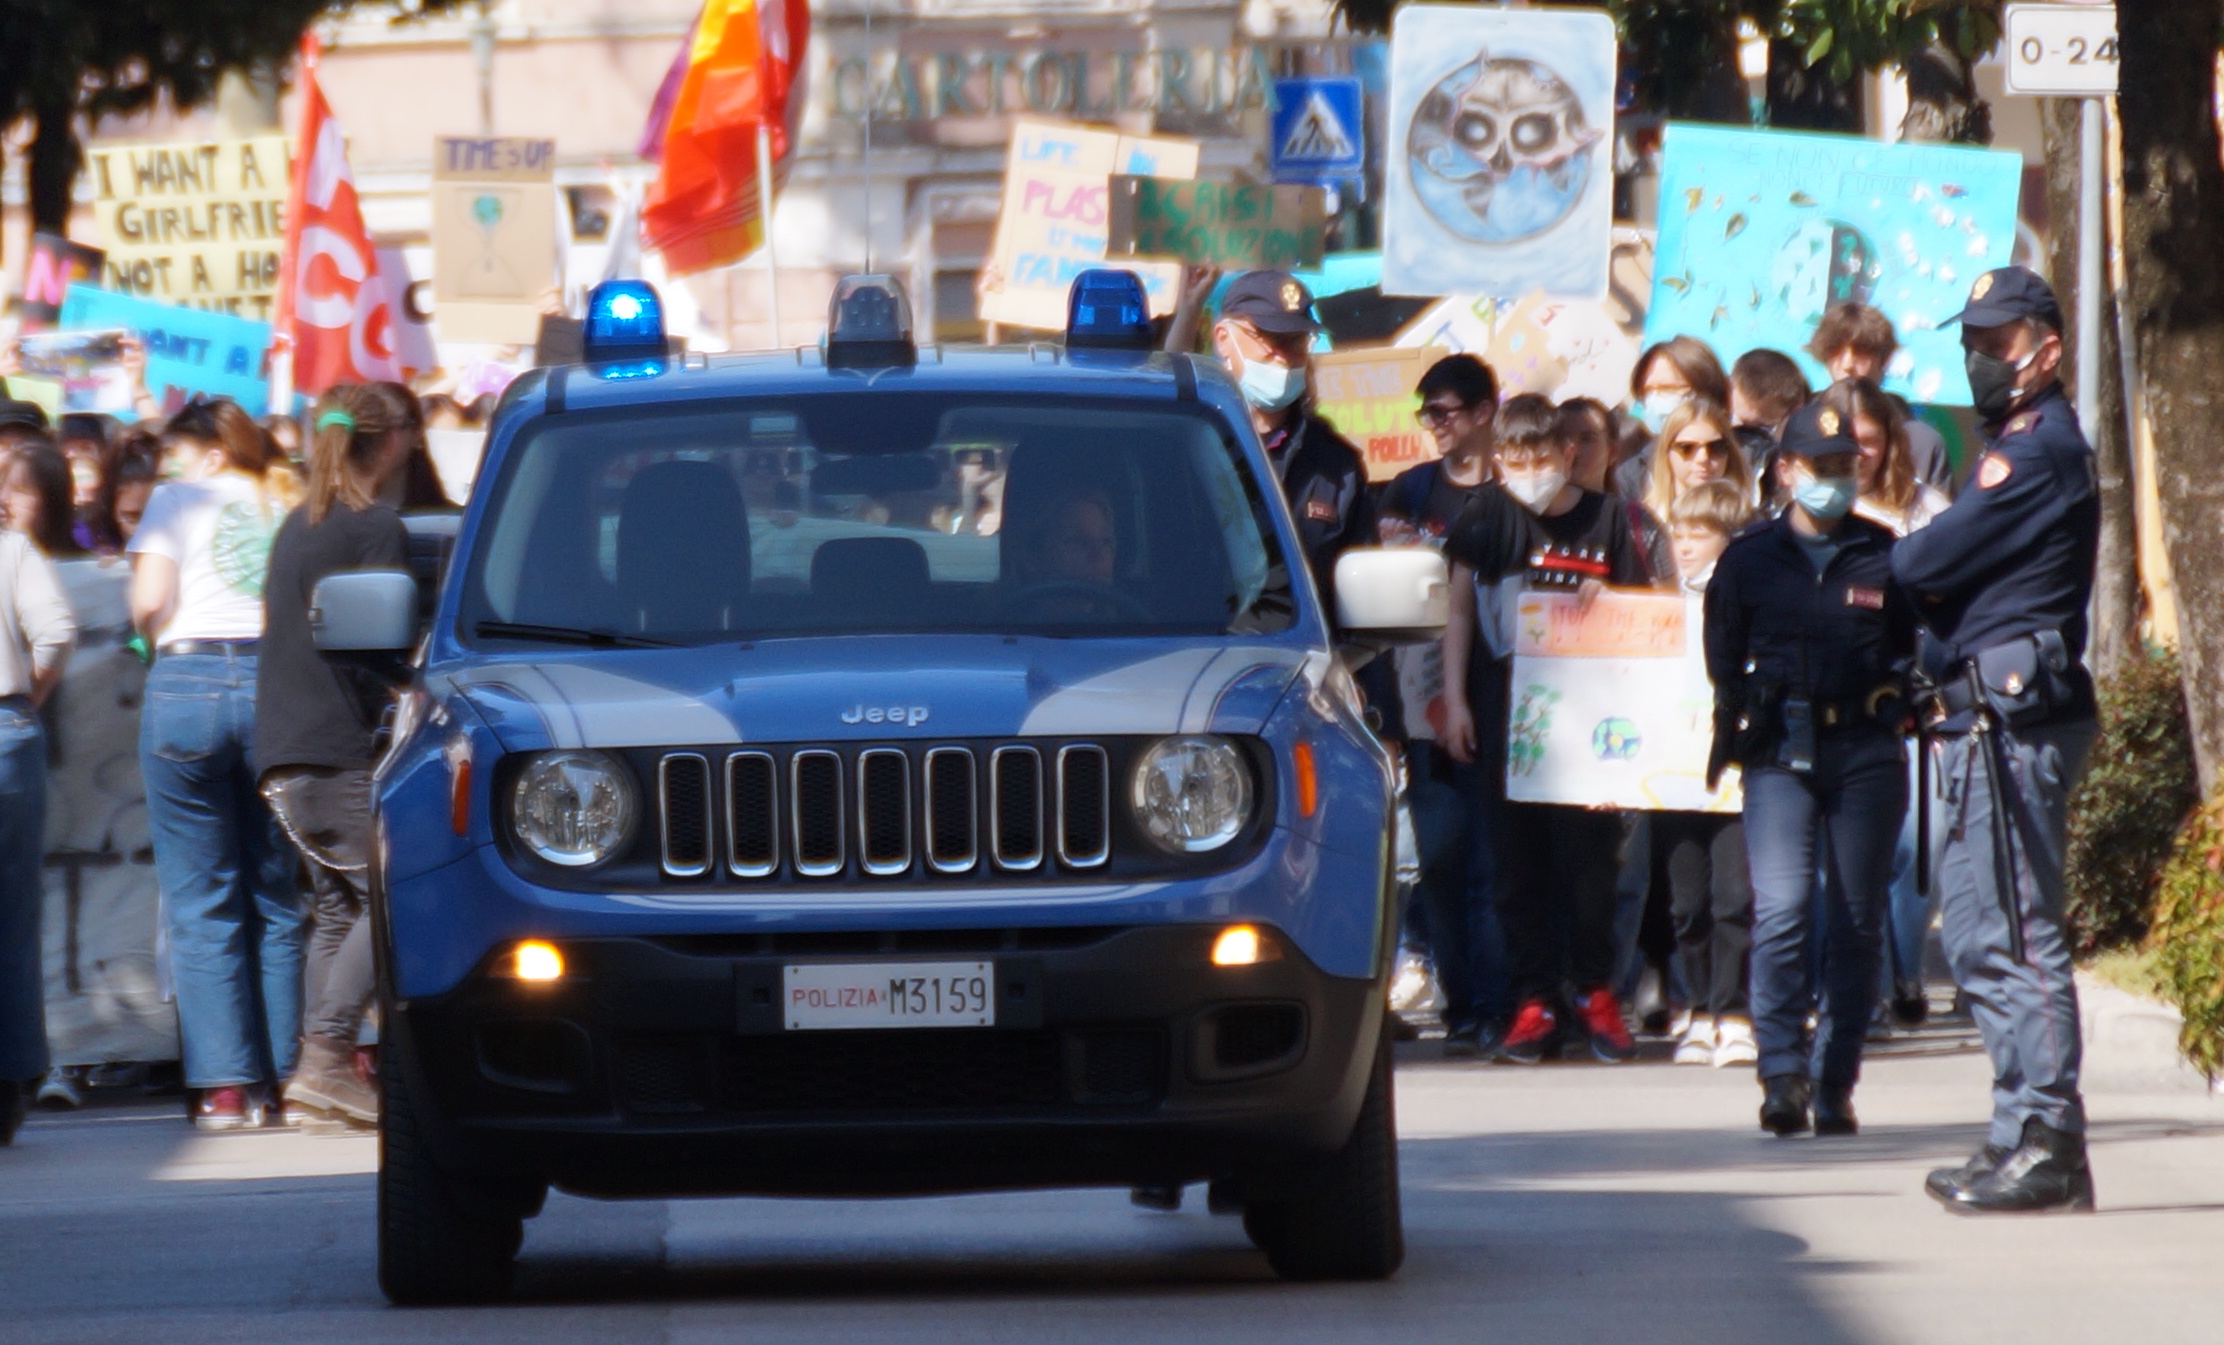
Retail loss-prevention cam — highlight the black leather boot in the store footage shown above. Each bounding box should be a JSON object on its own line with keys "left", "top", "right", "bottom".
{"left": 1759, "top": 1074, "right": 1812, "bottom": 1137}
{"left": 1939, "top": 1119, "right": 2095, "bottom": 1214}
{"left": 1925, "top": 1143, "right": 2011, "bottom": 1203}
{"left": 1813, "top": 1084, "right": 1857, "bottom": 1136}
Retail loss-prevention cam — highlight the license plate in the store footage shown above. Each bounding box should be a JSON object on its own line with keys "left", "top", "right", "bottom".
{"left": 782, "top": 961, "right": 996, "bottom": 1030}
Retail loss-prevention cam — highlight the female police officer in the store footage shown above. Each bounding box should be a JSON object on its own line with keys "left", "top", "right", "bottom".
{"left": 1704, "top": 399, "right": 1916, "bottom": 1138}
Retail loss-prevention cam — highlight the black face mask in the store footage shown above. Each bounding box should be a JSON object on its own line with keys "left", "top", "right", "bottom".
{"left": 1965, "top": 348, "right": 2031, "bottom": 420}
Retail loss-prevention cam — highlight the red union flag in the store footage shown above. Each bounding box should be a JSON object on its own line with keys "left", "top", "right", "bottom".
{"left": 278, "top": 36, "right": 400, "bottom": 394}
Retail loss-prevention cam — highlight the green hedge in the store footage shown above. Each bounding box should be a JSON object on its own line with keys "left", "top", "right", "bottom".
{"left": 2149, "top": 792, "right": 2224, "bottom": 1079}
{"left": 2064, "top": 649, "right": 2199, "bottom": 957}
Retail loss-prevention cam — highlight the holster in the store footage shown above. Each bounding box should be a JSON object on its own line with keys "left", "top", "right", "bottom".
{"left": 1971, "top": 630, "right": 2075, "bottom": 729}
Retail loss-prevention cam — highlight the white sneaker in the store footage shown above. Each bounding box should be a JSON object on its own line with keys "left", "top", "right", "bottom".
{"left": 1713, "top": 1016, "right": 1758, "bottom": 1069}
{"left": 1673, "top": 1014, "right": 1715, "bottom": 1065}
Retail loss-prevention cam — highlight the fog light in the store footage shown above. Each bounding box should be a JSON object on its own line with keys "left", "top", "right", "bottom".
{"left": 1212, "top": 925, "right": 1266, "bottom": 967}
{"left": 509, "top": 941, "right": 564, "bottom": 982}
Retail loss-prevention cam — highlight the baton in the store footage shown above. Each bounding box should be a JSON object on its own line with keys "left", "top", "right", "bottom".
{"left": 1915, "top": 730, "right": 1931, "bottom": 900}
{"left": 1972, "top": 710, "right": 2027, "bottom": 966}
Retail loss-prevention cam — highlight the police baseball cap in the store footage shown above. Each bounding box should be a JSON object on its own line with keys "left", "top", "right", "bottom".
{"left": 1778, "top": 400, "right": 1858, "bottom": 462}
{"left": 1218, "top": 270, "right": 1323, "bottom": 336}
{"left": 1947, "top": 266, "right": 2064, "bottom": 333}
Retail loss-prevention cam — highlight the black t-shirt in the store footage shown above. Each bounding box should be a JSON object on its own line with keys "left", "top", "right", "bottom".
{"left": 1379, "top": 458, "right": 1484, "bottom": 544}
{"left": 255, "top": 502, "right": 410, "bottom": 772}
{"left": 1444, "top": 483, "right": 1654, "bottom": 590}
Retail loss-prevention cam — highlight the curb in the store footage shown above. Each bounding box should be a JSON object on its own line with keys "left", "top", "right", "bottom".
{"left": 2075, "top": 971, "right": 2210, "bottom": 1093}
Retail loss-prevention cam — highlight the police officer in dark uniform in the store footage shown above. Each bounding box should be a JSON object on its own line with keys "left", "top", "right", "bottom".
{"left": 1705, "top": 401, "right": 1918, "bottom": 1137}
{"left": 1893, "top": 267, "right": 2101, "bottom": 1214}
{"left": 1209, "top": 271, "right": 1374, "bottom": 612}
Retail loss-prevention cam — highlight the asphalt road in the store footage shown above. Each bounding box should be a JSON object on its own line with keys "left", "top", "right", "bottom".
{"left": 6, "top": 1021, "right": 2224, "bottom": 1345}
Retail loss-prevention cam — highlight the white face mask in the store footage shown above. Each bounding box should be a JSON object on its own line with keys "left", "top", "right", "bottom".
{"left": 1501, "top": 466, "right": 1568, "bottom": 513}
{"left": 1640, "top": 389, "right": 1690, "bottom": 430}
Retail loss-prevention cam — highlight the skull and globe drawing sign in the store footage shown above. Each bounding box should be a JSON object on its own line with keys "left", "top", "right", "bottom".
{"left": 1382, "top": 6, "right": 1617, "bottom": 300}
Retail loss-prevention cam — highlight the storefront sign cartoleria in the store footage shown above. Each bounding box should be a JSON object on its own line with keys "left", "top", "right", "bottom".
{"left": 87, "top": 136, "right": 291, "bottom": 320}
{"left": 826, "top": 44, "right": 1278, "bottom": 130}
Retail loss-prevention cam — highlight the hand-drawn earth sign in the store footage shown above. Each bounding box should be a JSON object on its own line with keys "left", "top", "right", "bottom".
{"left": 1405, "top": 50, "right": 1603, "bottom": 246}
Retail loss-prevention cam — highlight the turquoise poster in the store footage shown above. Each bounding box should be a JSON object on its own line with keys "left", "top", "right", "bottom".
{"left": 1645, "top": 124, "right": 2025, "bottom": 407}
{"left": 57, "top": 284, "right": 272, "bottom": 416}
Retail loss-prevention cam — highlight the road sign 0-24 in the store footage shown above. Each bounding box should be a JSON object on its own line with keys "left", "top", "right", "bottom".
{"left": 2003, "top": 3, "right": 2119, "bottom": 97}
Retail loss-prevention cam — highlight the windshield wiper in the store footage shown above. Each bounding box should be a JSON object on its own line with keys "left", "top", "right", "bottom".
{"left": 473, "top": 620, "right": 679, "bottom": 649}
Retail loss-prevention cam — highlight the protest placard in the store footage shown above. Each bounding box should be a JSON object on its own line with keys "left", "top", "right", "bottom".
{"left": 1393, "top": 229, "right": 1653, "bottom": 403}
{"left": 1105, "top": 178, "right": 1327, "bottom": 271}
{"left": 1646, "top": 123, "right": 2023, "bottom": 406}
{"left": 431, "top": 136, "right": 559, "bottom": 344}
{"left": 15, "top": 331, "right": 134, "bottom": 415}
{"left": 60, "top": 285, "right": 272, "bottom": 416}
{"left": 1503, "top": 589, "right": 1738, "bottom": 812}
{"left": 19, "top": 234, "right": 106, "bottom": 330}
{"left": 1382, "top": 6, "right": 1617, "bottom": 301}
{"left": 87, "top": 136, "right": 290, "bottom": 320}
{"left": 978, "top": 119, "right": 1197, "bottom": 332}
{"left": 1311, "top": 347, "right": 1435, "bottom": 482}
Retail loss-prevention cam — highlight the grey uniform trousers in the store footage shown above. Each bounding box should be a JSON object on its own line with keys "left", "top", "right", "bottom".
{"left": 1927, "top": 718, "right": 2097, "bottom": 1147}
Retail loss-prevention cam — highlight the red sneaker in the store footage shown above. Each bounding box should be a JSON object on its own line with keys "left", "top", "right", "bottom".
{"left": 1581, "top": 987, "right": 1636, "bottom": 1063}
{"left": 1496, "top": 999, "right": 1558, "bottom": 1064}
{"left": 192, "top": 1086, "right": 251, "bottom": 1132}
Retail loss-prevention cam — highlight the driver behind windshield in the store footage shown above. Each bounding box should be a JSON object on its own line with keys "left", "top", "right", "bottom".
{"left": 1018, "top": 488, "right": 1117, "bottom": 586}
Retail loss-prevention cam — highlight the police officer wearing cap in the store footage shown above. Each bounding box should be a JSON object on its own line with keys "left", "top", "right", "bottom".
{"left": 1705, "top": 400, "right": 1917, "bottom": 1139}
{"left": 1209, "top": 271, "right": 1373, "bottom": 611}
{"left": 1893, "top": 266, "right": 2100, "bottom": 1214}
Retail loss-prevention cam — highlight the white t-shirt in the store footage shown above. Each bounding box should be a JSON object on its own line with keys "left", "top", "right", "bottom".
{"left": 127, "top": 474, "right": 283, "bottom": 643}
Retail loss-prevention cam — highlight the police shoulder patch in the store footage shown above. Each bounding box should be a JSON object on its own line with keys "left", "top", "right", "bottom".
{"left": 2004, "top": 411, "right": 2040, "bottom": 436}
{"left": 1977, "top": 453, "right": 2014, "bottom": 489}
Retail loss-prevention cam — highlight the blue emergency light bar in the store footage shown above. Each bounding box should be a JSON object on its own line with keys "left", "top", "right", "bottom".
{"left": 825, "top": 274, "right": 917, "bottom": 370}
{"left": 582, "top": 280, "right": 668, "bottom": 368}
{"left": 1065, "top": 269, "right": 1154, "bottom": 350}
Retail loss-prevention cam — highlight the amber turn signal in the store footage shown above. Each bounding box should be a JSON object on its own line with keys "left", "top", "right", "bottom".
{"left": 1212, "top": 924, "right": 1279, "bottom": 967}
{"left": 507, "top": 941, "right": 564, "bottom": 982}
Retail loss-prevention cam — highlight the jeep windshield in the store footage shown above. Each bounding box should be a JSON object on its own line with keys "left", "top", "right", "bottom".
{"left": 458, "top": 393, "right": 1297, "bottom": 647}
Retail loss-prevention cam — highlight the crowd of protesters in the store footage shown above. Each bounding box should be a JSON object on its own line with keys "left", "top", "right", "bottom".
{"left": 0, "top": 381, "right": 467, "bottom": 1142}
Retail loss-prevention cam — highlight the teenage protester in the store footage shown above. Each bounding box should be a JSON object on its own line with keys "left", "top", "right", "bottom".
{"left": 1807, "top": 302, "right": 1953, "bottom": 495}
{"left": 1893, "top": 268, "right": 2100, "bottom": 1214}
{"left": 1642, "top": 398, "right": 1753, "bottom": 521}
{"left": 1728, "top": 349, "right": 1810, "bottom": 507}
{"left": 1832, "top": 376, "right": 1952, "bottom": 1026}
{"left": 1617, "top": 336, "right": 1732, "bottom": 501}
{"left": 129, "top": 399, "right": 306, "bottom": 1131}
{"left": 1704, "top": 402, "right": 1916, "bottom": 1137}
{"left": 94, "top": 430, "right": 162, "bottom": 554}
{"left": 1381, "top": 355, "right": 1510, "bottom": 1056}
{"left": 1209, "top": 270, "right": 1373, "bottom": 611}
{"left": 2, "top": 439, "right": 87, "bottom": 558}
{"left": 0, "top": 519, "right": 75, "bottom": 1144}
{"left": 260, "top": 385, "right": 420, "bottom": 1127}
{"left": 1440, "top": 394, "right": 1657, "bottom": 1064}
{"left": 1660, "top": 481, "right": 1757, "bottom": 1069}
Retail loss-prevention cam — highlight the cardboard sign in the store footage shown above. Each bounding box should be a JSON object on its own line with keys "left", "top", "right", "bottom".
{"left": 1382, "top": 6, "right": 1617, "bottom": 301}
{"left": 87, "top": 136, "right": 291, "bottom": 320}
{"left": 1503, "top": 590, "right": 1739, "bottom": 812}
{"left": 15, "top": 331, "right": 134, "bottom": 415}
{"left": 59, "top": 285, "right": 272, "bottom": 416}
{"left": 1311, "top": 347, "right": 1436, "bottom": 483}
{"left": 19, "top": 234, "right": 106, "bottom": 330}
{"left": 431, "top": 136, "right": 559, "bottom": 344}
{"left": 1106, "top": 178, "right": 1327, "bottom": 271}
{"left": 1647, "top": 123, "right": 2023, "bottom": 406}
{"left": 978, "top": 119, "right": 1198, "bottom": 332}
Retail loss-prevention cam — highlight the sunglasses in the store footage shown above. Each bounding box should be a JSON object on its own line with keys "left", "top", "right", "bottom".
{"left": 1670, "top": 437, "right": 1730, "bottom": 459}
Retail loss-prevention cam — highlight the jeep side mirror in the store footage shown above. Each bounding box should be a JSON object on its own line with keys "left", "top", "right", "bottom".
{"left": 1333, "top": 548, "right": 1448, "bottom": 646}
{"left": 311, "top": 571, "right": 418, "bottom": 653}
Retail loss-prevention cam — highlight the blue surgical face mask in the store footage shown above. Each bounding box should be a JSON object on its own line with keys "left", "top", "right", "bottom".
{"left": 1237, "top": 356, "right": 1307, "bottom": 413}
{"left": 1637, "top": 388, "right": 1689, "bottom": 431}
{"left": 1790, "top": 463, "right": 1857, "bottom": 521}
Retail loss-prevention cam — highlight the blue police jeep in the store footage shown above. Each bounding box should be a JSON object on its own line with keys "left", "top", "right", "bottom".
{"left": 314, "top": 273, "right": 1447, "bottom": 1303}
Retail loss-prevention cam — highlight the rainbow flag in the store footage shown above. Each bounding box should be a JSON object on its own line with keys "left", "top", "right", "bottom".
{"left": 642, "top": 0, "right": 808, "bottom": 275}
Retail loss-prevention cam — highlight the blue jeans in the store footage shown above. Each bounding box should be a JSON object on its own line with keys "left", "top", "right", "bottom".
{"left": 140, "top": 653, "right": 306, "bottom": 1088}
{"left": 0, "top": 701, "right": 48, "bottom": 1081}
{"left": 1744, "top": 731, "right": 1906, "bottom": 1088}
{"left": 1406, "top": 741, "right": 1510, "bottom": 1030}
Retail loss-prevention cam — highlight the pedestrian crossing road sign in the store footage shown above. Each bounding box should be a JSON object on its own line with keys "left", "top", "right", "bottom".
{"left": 1270, "top": 77, "right": 1366, "bottom": 183}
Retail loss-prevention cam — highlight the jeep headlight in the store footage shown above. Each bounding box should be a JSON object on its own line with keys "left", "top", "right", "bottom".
{"left": 1130, "top": 735, "right": 1253, "bottom": 853}
{"left": 511, "top": 750, "right": 637, "bottom": 868}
